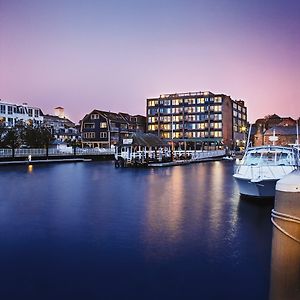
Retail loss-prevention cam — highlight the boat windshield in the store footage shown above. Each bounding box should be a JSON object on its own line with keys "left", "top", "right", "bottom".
{"left": 243, "top": 150, "right": 292, "bottom": 166}
{"left": 244, "top": 152, "right": 261, "bottom": 165}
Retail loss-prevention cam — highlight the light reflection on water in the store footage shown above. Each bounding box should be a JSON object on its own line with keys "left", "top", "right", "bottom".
{"left": 0, "top": 161, "right": 273, "bottom": 300}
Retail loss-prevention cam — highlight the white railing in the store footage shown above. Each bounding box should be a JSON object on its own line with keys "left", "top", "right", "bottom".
{"left": 116, "top": 149, "right": 226, "bottom": 161}
{"left": 0, "top": 148, "right": 115, "bottom": 158}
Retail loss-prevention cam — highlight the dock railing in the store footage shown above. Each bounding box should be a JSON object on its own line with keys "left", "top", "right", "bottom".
{"left": 0, "top": 148, "right": 115, "bottom": 158}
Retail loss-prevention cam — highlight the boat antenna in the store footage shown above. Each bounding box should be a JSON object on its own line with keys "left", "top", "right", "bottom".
{"left": 245, "top": 123, "right": 252, "bottom": 151}
{"left": 296, "top": 119, "right": 299, "bottom": 168}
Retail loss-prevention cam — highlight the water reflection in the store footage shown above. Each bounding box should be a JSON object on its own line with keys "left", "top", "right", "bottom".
{"left": 142, "top": 161, "right": 242, "bottom": 260}
{"left": 0, "top": 161, "right": 273, "bottom": 299}
{"left": 27, "top": 164, "right": 33, "bottom": 173}
{"left": 143, "top": 167, "right": 185, "bottom": 259}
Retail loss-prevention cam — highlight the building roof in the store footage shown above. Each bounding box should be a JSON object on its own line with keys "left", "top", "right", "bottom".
{"left": 264, "top": 125, "right": 300, "bottom": 136}
{"left": 119, "top": 133, "right": 168, "bottom": 147}
{"left": 81, "top": 110, "right": 145, "bottom": 125}
{"left": 43, "top": 114, "right": 75, "bottom": 127}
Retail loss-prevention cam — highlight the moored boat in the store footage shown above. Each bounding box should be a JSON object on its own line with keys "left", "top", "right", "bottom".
{"left": 233, "top": 145, "right": 299, "bottom": 197}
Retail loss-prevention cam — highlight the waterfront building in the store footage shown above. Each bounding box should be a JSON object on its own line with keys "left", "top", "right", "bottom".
{"left": 43, "top": 110, "right": 79, "bottom": 142}
{"left": 0, "top": 99, "right": 43, "bottom": 127}
{"left": 146, "top": 91, "right": 247, "bottom": 149}
{"left": 80, "top": 110, "right": 146, "bottom": 148}
{"left": 252, "top": 114, "right": 299, "bottom": 146}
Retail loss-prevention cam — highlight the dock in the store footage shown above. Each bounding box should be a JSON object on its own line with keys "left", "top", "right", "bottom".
{"left": 0, "top": 158, "right": 92, "bottom": 166}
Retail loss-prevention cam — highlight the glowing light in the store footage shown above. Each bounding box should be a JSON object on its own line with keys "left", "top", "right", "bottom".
{"left": 28, "top": 164, "right": 33, "bottom": 173}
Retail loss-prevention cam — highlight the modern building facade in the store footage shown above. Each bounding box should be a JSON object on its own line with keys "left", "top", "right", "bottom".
{"left": 0, "top": 100, "right": 43, "bottom": 127}
{"left": 146, "top": 91, "right": 247, "bottom": 148}
{"left": 80, "top": 110, "right": 146, "bottom": 148}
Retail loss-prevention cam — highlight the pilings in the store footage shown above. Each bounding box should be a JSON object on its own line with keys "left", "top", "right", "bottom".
{"left": 269, "top": 169, "right": 300, "bottom": 300}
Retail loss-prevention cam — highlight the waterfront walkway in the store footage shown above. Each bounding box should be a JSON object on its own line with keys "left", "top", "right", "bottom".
{"left": 0, "top": 158, "right": 92, "bottom": 166}
{"left": 0, "top": 147, "right": 114, "bottom": 158}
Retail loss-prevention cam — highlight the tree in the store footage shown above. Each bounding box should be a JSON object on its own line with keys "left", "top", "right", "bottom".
{"left": 2, "top": 127, "right": 22, "bottom": 158}
{"left": 39, "top": 127, "right": 53, "bottom": 158}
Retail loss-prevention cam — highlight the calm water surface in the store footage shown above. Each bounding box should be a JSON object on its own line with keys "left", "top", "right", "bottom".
{"left": 0, "top": 161, "right": 273, "bottom": 299}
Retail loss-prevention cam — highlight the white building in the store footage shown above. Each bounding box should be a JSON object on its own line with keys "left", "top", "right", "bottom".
{"left": 0, "top": 100, "right": 44, "bottom": 127}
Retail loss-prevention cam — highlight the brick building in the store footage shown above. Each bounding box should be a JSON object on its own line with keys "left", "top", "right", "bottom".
{"left": 146, "top": 91, "right": 247, "bottom": 149}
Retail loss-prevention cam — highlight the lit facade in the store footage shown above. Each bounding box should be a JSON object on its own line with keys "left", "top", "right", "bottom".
{"left": 146, "top": 91, "right": 247, "bottom": 148}
{"left": 0, "top": 100, "right": 43, "bottom": 127}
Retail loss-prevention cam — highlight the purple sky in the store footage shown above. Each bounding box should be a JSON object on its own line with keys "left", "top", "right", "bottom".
{"left": 1, "top": 0, "right": 299, "bottom": 123}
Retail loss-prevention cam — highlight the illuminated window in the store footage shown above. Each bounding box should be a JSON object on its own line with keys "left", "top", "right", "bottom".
{"left": 148, "top": 100, "right": 158, "bottom": 107}
{"left": 174, "top": 132, "right": 183, "bottom": 138}
{"left": 161, "top": 124, "right": 171, "bottom": 130}
{"left": 148, "top": 124, "right": 158, "bottom": 131}
{"left": 172, "top": 99, "right": 183, "bottom": 106}
{"left": 185, "top": 107, "right": 196, "bottom": 113}
{"left": 214, "top": 122, "right": 222, "bottom": 129}
{"left": 212, "top": 105, "right": 222, "bottom": 112}
{"left": 172, "top": 107, "right": 183, "bottom": 114}
{"left": 100, "top": 122, "right": 107, "bottom": 128}
{"left": 184, "top": 98, "right": 195, "bottom": 105}
{"left": 162, "top": 132, "right": 171, "bottom": 138}
{"left": 214, "top": 97, "right": 222, "bottom": 103}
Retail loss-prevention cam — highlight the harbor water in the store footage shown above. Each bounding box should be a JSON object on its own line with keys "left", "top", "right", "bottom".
{"left": 0, "top": 161, "right": 273, "bottom": 299}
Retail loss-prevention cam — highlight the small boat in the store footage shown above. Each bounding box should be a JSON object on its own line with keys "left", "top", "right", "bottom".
{"left": 233, "top": 145, "right": 299, "bottom": 197}
{"left": 223, "top": 156, "right": 235, "bottom": 161}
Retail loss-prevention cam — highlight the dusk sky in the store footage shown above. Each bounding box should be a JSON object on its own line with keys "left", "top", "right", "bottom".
{"left": 1, "top": 0, "right": 299, "bottom": 123}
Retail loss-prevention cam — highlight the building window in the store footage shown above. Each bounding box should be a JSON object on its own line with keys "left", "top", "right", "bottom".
{"left": 172, "top": 99, "right": 182, "bottom": 106}
{"left": 0, "top": 105, "right": 5, "bottom": 114}
{"left": 91, "top": 114, "right": 99, "bottom": 119}
{"left": 100, "top": 122, "right": 107, "bottom": 128}
{"left": 148, "top": 124, "right": 158, "bottom": 131}
{"left": 34, "top": 110, "right": 39, "bottom": 117}
{"left": 148, "top": 100, "right": 158, "bottom": 107}
{"left": 7, "top": 106, "right": 13, "bottom": 114}
{"left": 84, "top": 123, "right": 95, "bottom": 129}
{"left": 214, "top": 97, "right": 222, "bottom": 103}
{"left": 100, "top": 132, "right": 107, "bottom": 138}
{"left": 162, "top": 132, "right": 171, "bottom": 138}
{"left": 7, "top": 117, "right": 14, "bottom": 126}
{"left": 213, "top": 122, "right": 222, "bottom": 129}
{"left": 83, "top": 132, "right": 95, "bottom": 139}
{"left": 28, "top": 108, "right": 33, "bottom": 117}
{"left": 184, "top": 98, "right": 195, "bottom": 105}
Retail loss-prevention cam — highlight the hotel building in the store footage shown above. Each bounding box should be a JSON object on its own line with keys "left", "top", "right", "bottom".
{"left": 0, "top": 100, "right": 43, "bottom": 127}
{"left": 146, "top": 91, "right": 247, "bottom": 148}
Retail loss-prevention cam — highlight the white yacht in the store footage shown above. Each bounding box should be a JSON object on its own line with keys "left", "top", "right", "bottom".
{"left": 233, "top": 145, "right": 299, "bottom": 197}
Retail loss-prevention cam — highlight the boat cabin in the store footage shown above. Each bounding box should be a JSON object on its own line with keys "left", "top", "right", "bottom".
{"left": 242, "top": 146, "right": 297, "bottom": 166}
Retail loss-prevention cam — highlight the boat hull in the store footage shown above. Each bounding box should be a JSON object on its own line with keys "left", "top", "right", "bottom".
{"left": 233, "top": 176, "right": 278, "bottom": 197}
